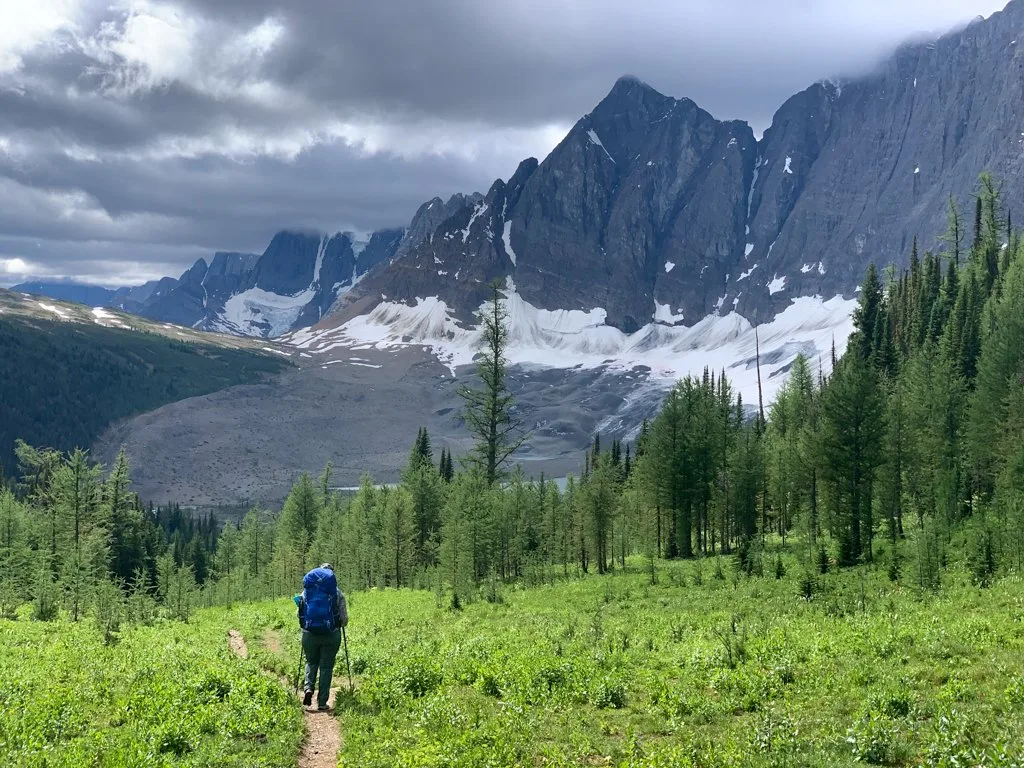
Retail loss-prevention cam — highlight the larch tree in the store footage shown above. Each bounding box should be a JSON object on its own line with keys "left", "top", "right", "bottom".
{"left": 458, "top": 282, "right": 528, "bottom": 486}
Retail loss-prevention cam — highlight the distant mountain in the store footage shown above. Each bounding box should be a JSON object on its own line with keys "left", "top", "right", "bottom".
{"left": 120, "top": 230, "right": 406, "bottom": 337}
{"left": 12, "top": 281, "right": 121, "bottom": 307}
{"left": 309, "top": 0, "right": 1024, "bottom": 394}
{"left": 22, "top": 2, "right": 1024, "bottom": 368}
{"left": 39, "top": 0, "right": 1024, "bottom": 506}
{"left": 15, "top": 229, "right": 407, "bottom": 338}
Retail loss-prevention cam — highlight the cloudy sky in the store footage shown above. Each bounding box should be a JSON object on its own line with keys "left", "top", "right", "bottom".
{"left": 0, "top": 0, "right": 1009, "bottom": 287}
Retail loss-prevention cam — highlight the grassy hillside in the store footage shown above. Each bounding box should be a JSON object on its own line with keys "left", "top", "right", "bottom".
{"left": 6, "top": 555, "right": 1023, "bottom": 767}
{"left": 0, "top": 289, "right": 288, "bottom": 476}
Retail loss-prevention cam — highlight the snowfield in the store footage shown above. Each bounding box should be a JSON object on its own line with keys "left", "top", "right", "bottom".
{"left": 218, "top": 287, "right": 316, "bottom": 337}
{"left": 282, "top": 281, "right": 858, "bottom": 405}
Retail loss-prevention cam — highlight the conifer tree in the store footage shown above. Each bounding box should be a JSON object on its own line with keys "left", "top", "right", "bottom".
{"left": 854, "top": 264, "right": 884, "bottom": 362}
{"left": 404, "top": 450, "right": 445, "bottom": 568}
{"left": 238, "top": 508, "right": 272, "bottom": 582}
{"left": 53, "top": 449, "right": 106, "bottom": 621}
{"left": 820, "top": 353, "right": 885, "bottom": 564}
{"left": 105, "top": 449, "right": 145, "bottom": 583}
{"left": 380, "top": 487, "right": 416, "bottom": 587}
{"left": 878, "top": 377, "right": 908, "bottom": 542}
{"left": 969, "top": 239, "right": 1024, "bottom": 499}
{"left": 275, "top": 473, "right": 322, "bottom": 584}
{"left": 340, "top": 475, "right": 379, "bottom": 589}
{"left": 583, "top": 453, "right": 618, "bottom": 574}
{"left": 940, "top": 195, "right": 964, "bottom": 266}
{"left": 318, "top": 462, "right": 333, "bottom": 507}
{"left": 440, "top": 471, "right": 490, "bottom": 603}
{"left": 0, "top": 490, "right": 30, "bottom": 601}
{"left": 458, "top": 283, "right": 528, "bottom": 486}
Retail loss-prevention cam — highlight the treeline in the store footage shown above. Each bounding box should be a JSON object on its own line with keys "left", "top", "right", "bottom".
{"left": 0, "top": 442, "right": 223, "bottom": 625}
{"left": 3, "top": 174, "right": 1023, "bottom": 620}
{"left": 239, "top": 173, "right": 1024, "bottom": 600}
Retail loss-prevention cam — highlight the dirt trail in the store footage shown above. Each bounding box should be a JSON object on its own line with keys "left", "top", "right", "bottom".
{"left": 228, "top": 629, "right": 340, "bottom": 768}
{"left": 263, "top": 628, "right": 283, "bottom": 654}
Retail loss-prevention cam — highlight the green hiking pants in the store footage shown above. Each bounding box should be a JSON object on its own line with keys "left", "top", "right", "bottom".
{"left": 302, "top": 628, "right": 341, "bottom": 707}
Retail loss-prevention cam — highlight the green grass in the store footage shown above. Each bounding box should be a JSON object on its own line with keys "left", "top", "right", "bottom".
{"left": 0, "top": 613, "right": 302, "bottom": 767}
{"left": 233, "top": 553, "right": 1024, "bottom": 767}
{"left": 6, "top": 554, "right": 1024, "bottom": 766}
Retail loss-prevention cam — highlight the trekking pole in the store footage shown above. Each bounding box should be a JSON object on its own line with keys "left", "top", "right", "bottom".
{"left": 294, "top": 642, "right": 304, "bottom": 696}
{"left": 341, "top": 626, "right": 353, "bottom": 691}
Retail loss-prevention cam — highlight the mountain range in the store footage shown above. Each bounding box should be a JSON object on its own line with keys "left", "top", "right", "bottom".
{"left": 9, "top": 1, "right": 1024, "bottom": 502}
{"left": 19, "top": 2, "right": 1024, "bottom": 352}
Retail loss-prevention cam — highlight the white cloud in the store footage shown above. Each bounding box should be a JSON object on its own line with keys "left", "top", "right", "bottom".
{"left": 79, "top": 0, "right": 286, "bottom": 101}
{"left": 0, "top": 256, "right": 36, "bottom": 274}
{"left": 332, "top": 119, "right": 568, "bottom": 165}
{"left": 0, "top": 0, "right": 81, "bottom": 74}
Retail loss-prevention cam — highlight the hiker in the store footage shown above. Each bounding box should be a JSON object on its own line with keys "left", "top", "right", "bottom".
{"left": 296, "top": 563, "right": 348, "bottom": 710}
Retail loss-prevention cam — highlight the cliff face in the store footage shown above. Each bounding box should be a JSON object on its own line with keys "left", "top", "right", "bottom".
{"left": 341, "top": 3, "right": 1024, "bottom": 331}
{"left": 65, "top": 1, "right": 1024, "bottom": 340}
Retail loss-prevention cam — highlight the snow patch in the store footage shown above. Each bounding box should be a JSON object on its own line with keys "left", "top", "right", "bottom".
{"left": 91, "top": 307, "right": 127, "bottom": 328}
{"left": 503, "top": 220, "right": 517, "bottom": 266}
{"left": 817, "top": 261, "right": 826, "bottom": 275}
{"left": 220, "top": 287, "right": 316, "bottom": 337}
{"left": 587, "top": 129, "right": 615, "bottom": 163}
{"left": 767, "top": 275, "right": 787, "bottom": 295}
{"left": 914, "top": 167, "right": 920, "bottom": 174}
{"left": 290, "top": 286, "right": 856, "bottom": 404}
{"left": 313, "top": 234, "right": 328, "bottom": 287}
{"left": 744, "top": 243, "right": 755, "bottom": 258}
{"left": 653, "top": 301, "right": 685, "bottom": 325}
{"left": 801, "top": 263, "right": 814, "bottom": 274}
{"left": 746, "top": 158, "right": 760, "bottom": 220}
{"left": 37, "top": 302, "right": 71, "bottom": 320}
{"left": 784, "top": 156, "right": 793, "bottom": 174}
{"left": 462, "top": 203, "right": 488, "bottom": 243}
{"left": 737, "top": 264, "right": 759, "bottom": 282}
{"left": 664, "top": 261, "right": 675, "bottom": 273}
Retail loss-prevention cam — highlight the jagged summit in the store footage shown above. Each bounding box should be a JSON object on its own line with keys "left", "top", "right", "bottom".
{"left": 44, "top": 1, "right": 1024, "bottom": 353}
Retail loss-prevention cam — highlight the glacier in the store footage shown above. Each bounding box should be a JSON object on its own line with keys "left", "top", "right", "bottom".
{"left": 282, "top": 283, "right": 858, "bottom": 406}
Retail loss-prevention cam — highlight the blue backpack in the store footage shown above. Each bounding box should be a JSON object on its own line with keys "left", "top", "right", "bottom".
{"left": 301, "top": 567, "right": 337, "bottom": 633}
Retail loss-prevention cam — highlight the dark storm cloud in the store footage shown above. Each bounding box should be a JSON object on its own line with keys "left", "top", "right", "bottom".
{"left": 173, "top": 0, "right": 1006, "bottom": 127}
{"left": 0, "top": 0, "right": 1007, "bottom": 285}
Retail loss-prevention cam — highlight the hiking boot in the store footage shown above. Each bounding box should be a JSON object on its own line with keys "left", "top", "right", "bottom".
{"left": 302, "top": 690, "right": 313, "bottom": 706}
{"left": 317, "top": 703, "right": 330, "bottom": 711}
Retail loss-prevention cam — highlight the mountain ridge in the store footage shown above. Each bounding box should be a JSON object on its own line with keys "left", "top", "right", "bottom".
{"left": 16, "top": 0, "right": 1024, "bottom": 344}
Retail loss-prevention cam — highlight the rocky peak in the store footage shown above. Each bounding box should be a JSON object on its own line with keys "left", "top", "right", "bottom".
{"left": 182, "top": 258, "right": 208, "bottom": 286}
{"left": 208, "top": 252, "right": 259, "bottom": 277}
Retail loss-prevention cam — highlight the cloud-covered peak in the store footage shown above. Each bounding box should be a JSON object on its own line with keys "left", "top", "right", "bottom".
{"left": 0, "top": 0, "right": 1009, "bottom": 286}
